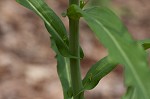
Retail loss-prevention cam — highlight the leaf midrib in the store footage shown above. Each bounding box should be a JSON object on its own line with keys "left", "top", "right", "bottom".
{"left": 95, "top": 19, "right": 147, "bottom": 97}
{"left": 86, "top": 15, "right": 148, "bottom": 97}
{"left": 26, "top": 0, "right": 69, "bottom": 49}
{"left": 64, "top": 58, "right": 72, "bottom": 88}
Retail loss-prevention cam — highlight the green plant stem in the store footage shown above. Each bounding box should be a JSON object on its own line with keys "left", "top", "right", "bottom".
{"left": 69, "top": 0, "right": 84, "bottom": 99}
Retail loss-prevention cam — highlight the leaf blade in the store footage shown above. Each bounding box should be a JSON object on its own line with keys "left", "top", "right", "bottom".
{"left": 67, "top": 5, "right": 150, "bottom": 98}
{"left": 51, "top": 37, "right": 72, "bottom": 99}
{"left": 16, "top": 0, "right": 84, "bottom": 58}
{"left": 82, "top": 7, "right": 150, "bottom": 99}
{"left": 82, "top": 56, "right": 117, "bottom": 90}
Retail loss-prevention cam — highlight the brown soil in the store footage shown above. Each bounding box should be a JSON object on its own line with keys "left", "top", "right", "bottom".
{"left": 0, "top": 0, "right": 149, "bottom": 99}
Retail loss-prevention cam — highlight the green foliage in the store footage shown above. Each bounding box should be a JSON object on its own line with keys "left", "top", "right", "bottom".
{"left": 16, "top": 0, "right": 69, "bottom": 57}
{"left": 82, "top": 56, "right": 117, "bottom": 90}
{"left": 16, "top": 0, "right": 84, "bottom": 59}
{"left": 68, "top": 5, "right": 150, "bottom": 99}
{"left": 16, "top": 0, "right": 82, "bottom": 98}
{"left": 51, "top": 38, "right": 72, "bottom": 99}
{"left": 17, "top": 0, "right": 150, "bottom": 99}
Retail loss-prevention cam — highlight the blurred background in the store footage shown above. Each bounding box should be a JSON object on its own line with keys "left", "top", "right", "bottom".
{"left": 0, "top": 0, "right": 150, "bottom": 99}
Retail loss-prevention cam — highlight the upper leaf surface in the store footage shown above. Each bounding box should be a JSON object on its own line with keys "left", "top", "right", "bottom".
{"left": 17, "top": 0, "right": 67, "bottom": 38}
{"left": 84, "top": 7, "right": 150, "bottom": 99}
{"left": 82, "top": 56, "right": 117, "bottom": 90}
{"left": 51, "top": 37, "right": 71, "bottom": 99}
{"left": 68, "top": 5, "right": 150, "bottom": 98}
{"left": 16, "top": 0, "right": 84, "bottom": 58}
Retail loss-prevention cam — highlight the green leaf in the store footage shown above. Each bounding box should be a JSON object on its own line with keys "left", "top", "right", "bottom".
{"left": 82, "top": 56, "right": 117, "bottom": 90}
{"left": 138, "top": 39, "right": 150, "bottom": 50}
{"left": 16, "top": 0, "right": 84, "bottom": 59}
{"left": 82, "top": 38, "right": 150, "bottom": 91}
{"left": 69, "top": 56, "right": 117, "bottom": 97}
{"left": 68, "top": 5, "right": 150, "bottom": 99}
{"left": 51, "top": 37, "right": 72, "bottom": 99}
